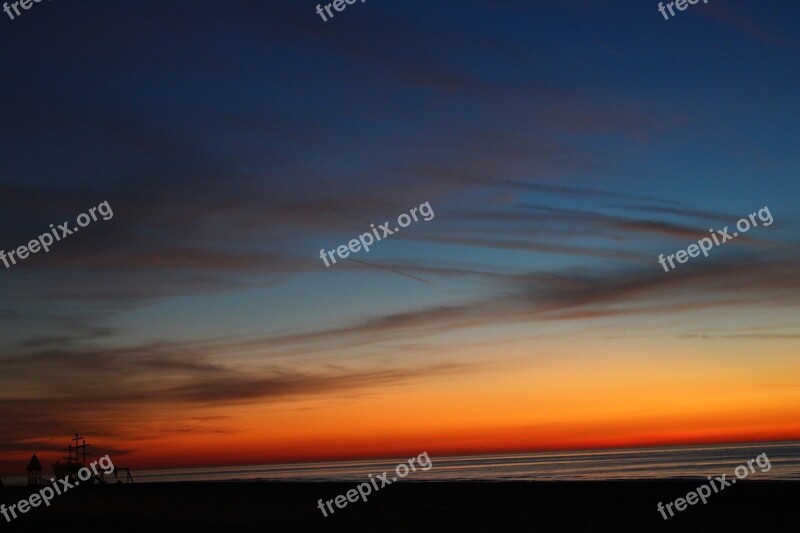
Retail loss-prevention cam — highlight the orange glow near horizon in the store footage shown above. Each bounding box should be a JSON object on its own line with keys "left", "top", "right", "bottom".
{"left": 6, "top": 338, "right": 800, "bottom": 475}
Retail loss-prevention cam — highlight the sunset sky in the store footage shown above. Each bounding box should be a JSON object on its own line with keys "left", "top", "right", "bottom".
{"left": 1, "top": 0, "right": 799, "bottom": 474}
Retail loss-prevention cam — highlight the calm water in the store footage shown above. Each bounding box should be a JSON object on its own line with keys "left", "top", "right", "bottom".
{"left": 6, "top": 441, "right": 798, "bottom": 486}
{"left": 129, "top": 441, "right": 800, "bottom": 483}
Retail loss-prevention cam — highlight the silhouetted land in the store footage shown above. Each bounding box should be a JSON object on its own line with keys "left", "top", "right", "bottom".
{"left": 1, "top": 481, "right": 797, "bottom": 532}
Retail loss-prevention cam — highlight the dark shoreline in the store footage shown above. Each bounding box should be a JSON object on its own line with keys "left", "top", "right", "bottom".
{"left": 1, "top": 481, "right": 797, "bottom": 532}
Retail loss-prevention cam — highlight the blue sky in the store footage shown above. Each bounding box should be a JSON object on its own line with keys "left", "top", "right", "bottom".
{"left": 1, "top": 0, "right": 799, "bottom": 469}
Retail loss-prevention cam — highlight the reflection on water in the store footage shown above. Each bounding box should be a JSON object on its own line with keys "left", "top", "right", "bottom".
{"left": 130, "top": 441, "right": 800, "bottom": 483}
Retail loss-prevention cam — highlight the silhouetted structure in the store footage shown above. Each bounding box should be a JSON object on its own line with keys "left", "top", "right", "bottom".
{"left": 65, "top": 433, "right": 91, "bottom": 476}
{"left": 53, "top": 433, "right": 96, "bottom": 482}
{"left": 114, "top": 467, "right": 135, "bottom": 484}
{"left": 26, "top": 454, "right": 43, "bottom": 486}
{"left": 50, "top": 432, "right": 134, "bottom": 484}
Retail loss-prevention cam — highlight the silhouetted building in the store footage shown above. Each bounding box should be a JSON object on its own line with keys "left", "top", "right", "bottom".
{"left": 26, "top": 454, "right": 42, "bottom": 486}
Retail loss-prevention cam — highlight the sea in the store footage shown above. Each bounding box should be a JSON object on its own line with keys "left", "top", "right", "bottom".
{"left": 132, "top": 441, "right": 800, "bottom": 483}
{"left": 5, "top": 441, "right": 799, "bottom": 485}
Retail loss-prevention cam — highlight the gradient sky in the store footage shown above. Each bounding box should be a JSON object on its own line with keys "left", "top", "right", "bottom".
{"left": 1, "top": 0, "right": 799, "bottom": 474}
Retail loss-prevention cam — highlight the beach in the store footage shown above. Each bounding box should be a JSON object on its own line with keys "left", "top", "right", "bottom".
{"left": 1, "top": 481, "right": 797, "bottom": 532}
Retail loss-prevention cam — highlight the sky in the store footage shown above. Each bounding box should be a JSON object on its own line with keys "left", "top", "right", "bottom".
{"left": 1, "top": 0, "right": 799, "bottom": 474}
